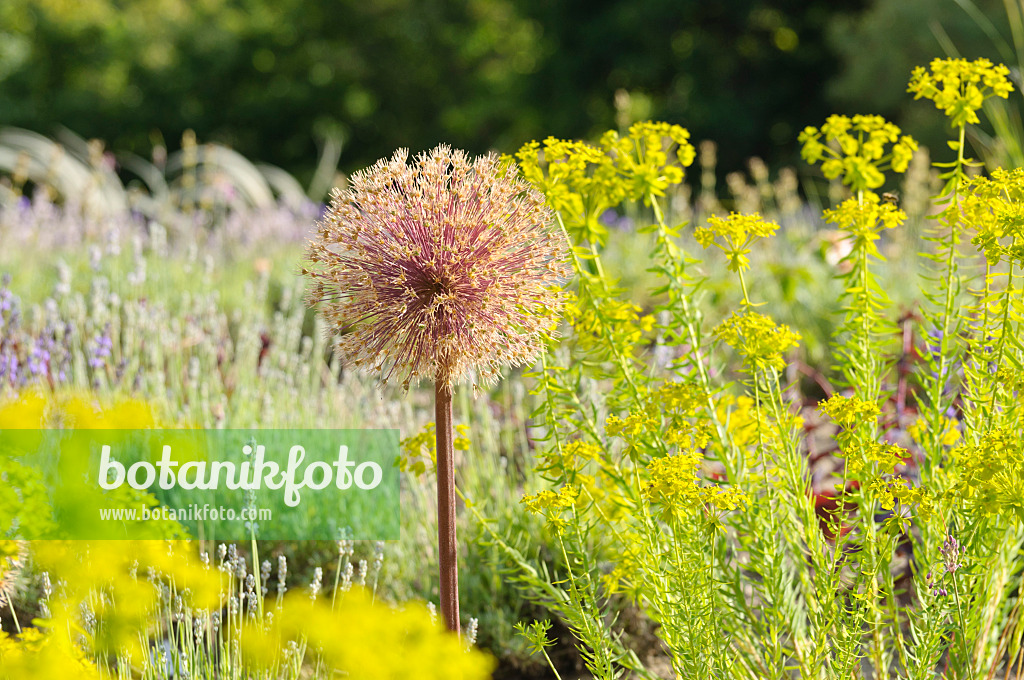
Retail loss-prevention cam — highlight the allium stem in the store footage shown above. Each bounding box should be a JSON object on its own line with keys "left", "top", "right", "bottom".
{"left": 435, "top": 378, "right": 460, "bottom": 634}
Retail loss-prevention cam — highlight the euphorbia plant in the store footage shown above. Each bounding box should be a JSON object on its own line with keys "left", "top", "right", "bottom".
{"left": 302, "top": 145, "right": 569, "bottom": 632}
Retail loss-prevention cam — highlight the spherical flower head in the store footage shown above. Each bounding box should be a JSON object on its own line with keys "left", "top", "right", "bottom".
{"left": 908, "top": 58, "right": 1013, "bottom": 128}
{"left": 799, "top": 115, "right": 917, "bottom": 192}
{"left": 303, "top": 145, "right": 571, "bottom": 390}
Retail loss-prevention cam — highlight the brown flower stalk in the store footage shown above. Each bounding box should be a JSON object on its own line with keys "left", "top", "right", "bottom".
{"left": 303, "top": 145, "right": 569, "bottom": 633}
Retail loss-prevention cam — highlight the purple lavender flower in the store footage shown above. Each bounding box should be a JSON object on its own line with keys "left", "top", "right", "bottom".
{"left": 0, "top": 274, "right": 14, "bottom": 314}
{"left": 599, "top": 208, "right": 635, "bottom": 231}
{"left": 940, "top": 534, "right": 967, "bottom": 575}
{"left": 27, "top": 339, "right": 51, "bottom": 377}
{"left": 0, "top": 349, "right": 18, "bottom": 386}
{"left": 88, "top": 328, "right": 114, "bottom": 369}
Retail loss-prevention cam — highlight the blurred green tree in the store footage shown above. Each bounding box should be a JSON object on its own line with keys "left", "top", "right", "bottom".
{"left": 827, "top": 0, "right": 1016, "bottom": 165}
{"left": 0, "top": 0, "right": 872, "bottom": 184}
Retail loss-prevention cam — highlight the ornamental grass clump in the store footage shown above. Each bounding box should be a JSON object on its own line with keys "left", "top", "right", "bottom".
{"left": 303, "top": 145, "right": 570, "bottom": 632}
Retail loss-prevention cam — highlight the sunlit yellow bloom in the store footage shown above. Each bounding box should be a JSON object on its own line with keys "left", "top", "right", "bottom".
{"left": 823, "top": 192, "right": 906, "bottom": 241}
{"left": 713, "top": 311, "right": 801, "bottom": 373}
{"left": 962, "top": 168, "right": 1024, "bottom": 266}
{"left": 799, "top": 114, "right": 917, "bottom": 192}
{"left": 908, "top": 58, "right": 1013, "bottom": 128}
{"left": 694, "top": 212, "right": 779, "bottom": 272}
{"left": 818, "top": 394, "right": 880, "bottom": 428}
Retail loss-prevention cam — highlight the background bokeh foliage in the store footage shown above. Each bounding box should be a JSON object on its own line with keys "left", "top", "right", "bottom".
{"left": 9, "top": 0, "right": 1010, "bottom": 186}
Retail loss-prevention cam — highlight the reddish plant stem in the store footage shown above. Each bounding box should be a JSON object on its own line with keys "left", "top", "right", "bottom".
{"left": 435, "top": 378, "right": 460, "bottom": 634}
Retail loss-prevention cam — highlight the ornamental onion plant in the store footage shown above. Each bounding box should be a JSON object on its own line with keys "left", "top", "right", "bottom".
{"left": 302, "top": 145, "right": 569, "bottom": 632}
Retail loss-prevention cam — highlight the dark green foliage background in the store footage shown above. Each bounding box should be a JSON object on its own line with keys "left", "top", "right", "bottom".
{"left": 0, "top": 0, "right": 1014, "bottom": 182}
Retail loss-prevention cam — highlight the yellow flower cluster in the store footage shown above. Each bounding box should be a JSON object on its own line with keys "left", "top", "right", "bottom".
{"left": 907, "top": 416, "right": 962, "bottom": 448}
{"left": 605, "top": 411, "right": 659, "bottom": 439}
{"left": 605, "top": 381, "right": 713, "bottom": 454}
{"left": 713, "top": 311, "right": 801, "bottom": 373}
{"left": 643, "top": 452, "right": 748, "bottom": 523}
{"left": 601, "top": 530, "right": 646, "bottom": 599}
{"left": 995, "top": 367, "right": 1024, "bottom": 392}
{"left": 694, "top": 212, "right": 780, "bottom": 272}
{"left": 949, "top": 427, "right": 1024, "bottom": 524}
{"left": 818, "top": 394, "right": 880, "bottom": 428}
{"left": 240, "top": 589, "right": 495, "bottom": 680}
{"left": 655, "top": 381, "right": 706, "bottom": 414}
{"left": 823, "top": 193, "right": 907, "bottom": 240}
{"left": 397, "top": 422, "right": 471, "bottom": 478}
{"left": 713, "top": 395, "right": 762, "bottom": 449}
{"left": 644, "top": 451, "right": 702, "bottom": 505}
{"left": 514, "top": 122, "right": 695, "bottom": 244}
{"left": 0, "top": 390, "right": 185, "bottom": 541}
{"left": 521, "top": 484, "right": 580, "bottom": 531}
{"left": 0, "top": 625, "right": 98, "bottom": 680}
{"left": 0, "top": 389, "right": 158, "bottom": 429}
{"left": 868, "top": 477, "right": 934, "bottom": 533}
{"left": 538, "top": 439, "right": 603, "bottom": 475}
{"left": 962, "top": 168, "right": 1024, "bottom": 266}
{"left": 567, "top": 295, "right": 655, "bottom": 359}
{"left": 0, "top": 540, "right": 221, "bottom": 675}
{"left": 798, "top": 114, "right": 917, "bottom": 192}
{"left": 846, "top": 442, "right": 909, "bottom": 477}
{"left": 908, "top": 57, "right": 1013, "bottom": 128}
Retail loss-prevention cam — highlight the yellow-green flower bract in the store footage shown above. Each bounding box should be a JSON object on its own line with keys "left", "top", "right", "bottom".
{"left": 713, "top": 311, "right": 802, "bottom": 373}
{"left": 823, "top": 192, "right": 907, "bottom": 239}
{"left": 694, "top": 212, "right": 780, "bottom": 272}
{"left": 962, "top": 167, "right": 1024, "bottom": 266}
{"left": 513, "top": 121, "right": 695, "bottom": 246}
{"left": 908, "top": 57, "right": 1013, "bottom": 128}
{"left": 303, "top": 145, "right": 571, "bottom": 390}
{"left": 798, "top": 114, "right": 917, "bottom": 192}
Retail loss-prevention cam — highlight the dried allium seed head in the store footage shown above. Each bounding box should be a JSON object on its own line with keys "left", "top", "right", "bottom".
{"left": 303, "top": 145, "right": 570, "bottom": 389}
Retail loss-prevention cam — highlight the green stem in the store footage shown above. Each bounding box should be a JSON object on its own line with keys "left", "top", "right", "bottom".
{"left": 985, "top": 264, "right": 1015, "bottom": 431}
{"left": 928, "top": 123, "right": 967, "bottom": 465}
{"left": 951, "top": 568, "right": 976, "bottom": 680}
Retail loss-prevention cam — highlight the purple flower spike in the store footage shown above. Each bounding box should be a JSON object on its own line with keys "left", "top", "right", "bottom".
{"left": 940, "top": 534, "right": 967, "bottom": 575}
{"left": 89, "top": 328, "right": 114, "bottom": 369}
{"left": 27, "top": 339, "right": 51, "bottom": 377}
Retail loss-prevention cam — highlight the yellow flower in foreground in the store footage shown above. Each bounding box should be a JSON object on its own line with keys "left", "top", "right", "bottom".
{"left": 521, "top": 484, "right": 580, "bottom": 532}
{"left": 242, "top": 589, "right": 495, "bottom": 680}
{"left": 644, "top": 452, "right": 749, "bottom": 523}
{"left": 962, "top": 168, "right": 1024, "bottom": 266}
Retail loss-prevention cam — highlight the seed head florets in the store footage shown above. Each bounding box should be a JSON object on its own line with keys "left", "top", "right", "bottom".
{"left": 304, "top": 145, "right": 570, "bottom": 390}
